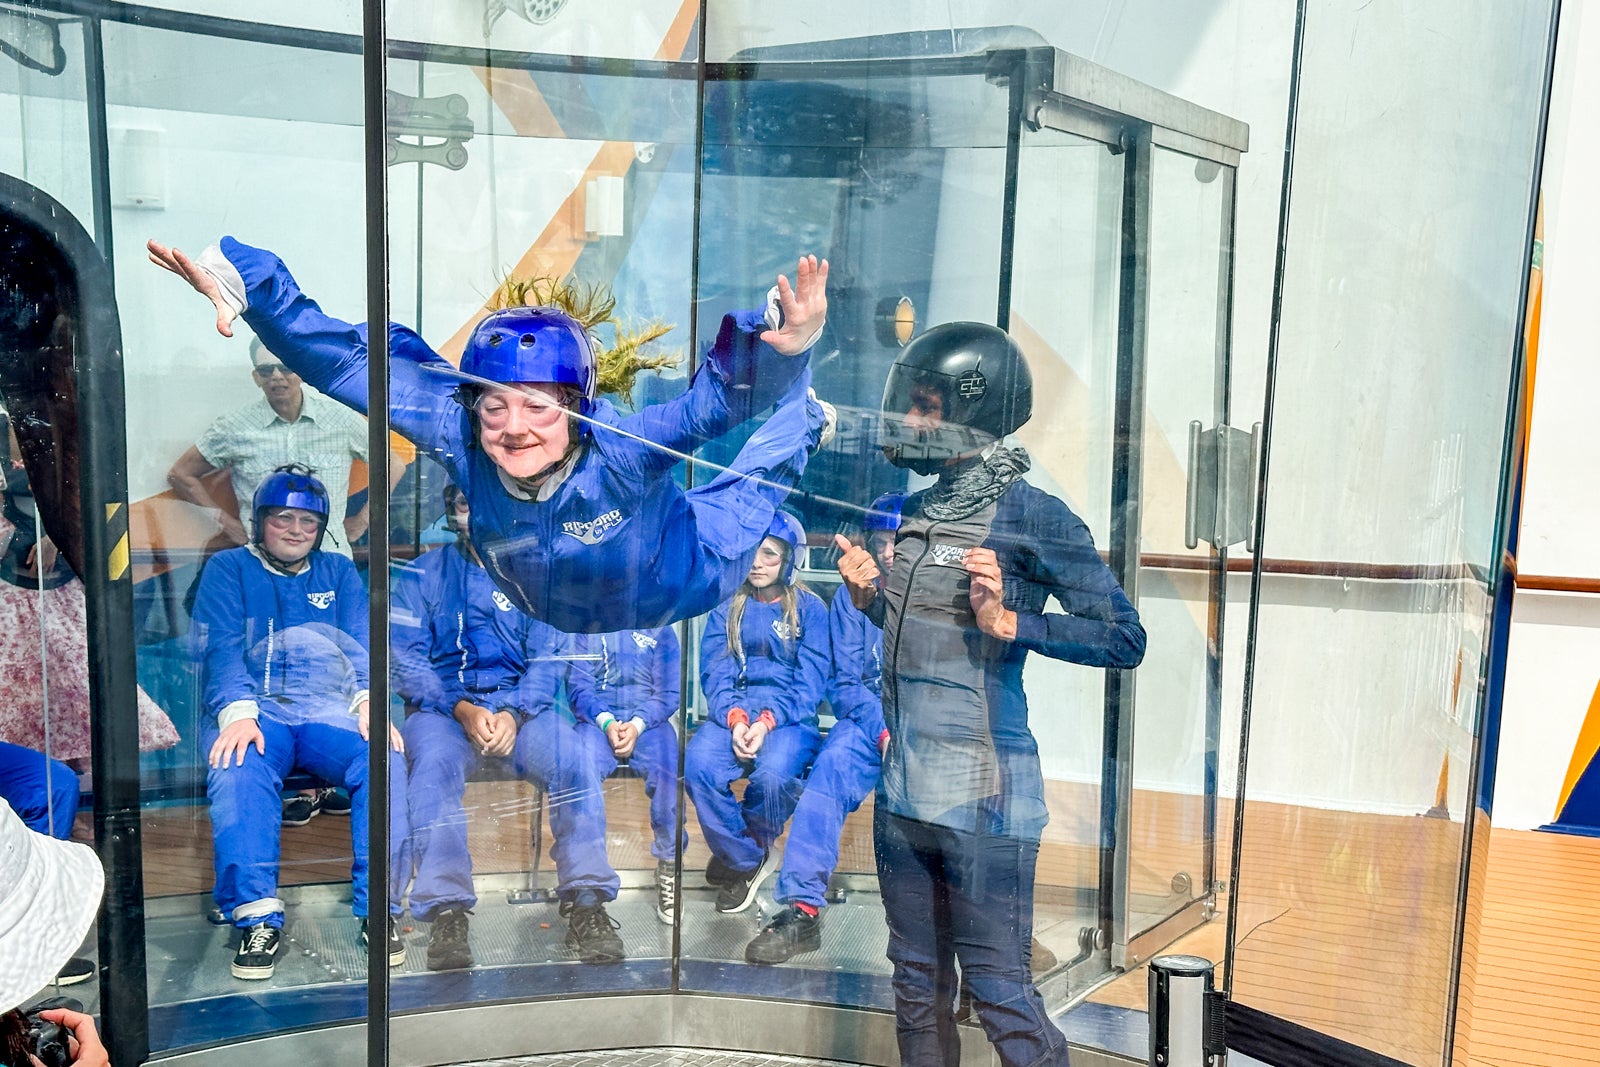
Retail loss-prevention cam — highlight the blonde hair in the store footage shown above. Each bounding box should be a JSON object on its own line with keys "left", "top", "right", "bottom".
{"left": 725, "top": 539, "right": 809, "bottom": 665}
{"left": 487, "top": 274, "right": 681, "bottom": 406}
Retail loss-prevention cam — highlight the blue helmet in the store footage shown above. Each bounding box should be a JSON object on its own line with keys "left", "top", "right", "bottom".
{"left": 252, "top": 466, "right": 330, "bottom": 550}
{"left": 861, "top": 492, "right": 906, "bottom": 535}
{"left": 764, "top": 510, "right": 807, "bottom": 586}
{"left": 461, "top": 306, "right": 597, "bottom": 410}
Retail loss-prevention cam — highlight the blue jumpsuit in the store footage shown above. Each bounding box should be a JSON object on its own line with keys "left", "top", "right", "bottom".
{"left": 394, "top": 542, "right": 620, "bottom": 915}
{"left": 772, "top": 589, "right": 886, "bottom": 910}
{"left": 0, "top": 740, "right": 78, "bottom": 839}
{"left": 191, "top": 546, "right": 408, "bottom": 928}
{"left": 563, "top": 627, "right": 684, "bottom": 862}
{"left": 685, "top": 592, "right": 829, "bottom": 875}
{"left": 223, "top": 238, "right": 824, "bottom": 634}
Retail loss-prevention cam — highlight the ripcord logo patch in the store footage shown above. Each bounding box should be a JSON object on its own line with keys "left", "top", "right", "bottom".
{"left": 771, "top": 619, "right": 797, "bottom": 641}
{"left": 631, "top": 631, "right": 658, "bottom": 650}
{"left": 307, "top": 591, "right": 336, "bottom": 609}
{"left": 931, "top": 544, "right": 970, "bottom": 567}
{"left": 561, "top": 509, "right": 623, "bottom": 545}
{"left": 492, "top": 590, "right": 514, "bottom": 612}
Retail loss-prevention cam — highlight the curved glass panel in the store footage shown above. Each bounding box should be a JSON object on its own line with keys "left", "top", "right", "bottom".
{"left": 1226, "top": 2, "right": 1554, "bottom": 1063}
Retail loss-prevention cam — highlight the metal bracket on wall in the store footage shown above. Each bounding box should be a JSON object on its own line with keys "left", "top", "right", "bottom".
{"left": 1185, "top": 420, "right": 1262, "bottom": 552}
{"left": 386, "top": 89, "right": 473, "bottom": 170}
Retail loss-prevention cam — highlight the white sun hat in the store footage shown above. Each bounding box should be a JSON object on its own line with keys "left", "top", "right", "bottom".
{"left": 0, "top": 798, "right": 104, "bottom": 1013}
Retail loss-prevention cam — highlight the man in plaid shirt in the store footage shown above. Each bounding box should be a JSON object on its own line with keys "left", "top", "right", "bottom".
{"left": 169, "top": 335, "right": 404, "bottom": 556}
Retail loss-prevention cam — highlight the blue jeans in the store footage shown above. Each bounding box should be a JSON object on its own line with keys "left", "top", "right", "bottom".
{"left": 684, "top": 719, "right": 820, "bottom": 873}
{"left": 874, "top": 806, "right": 1069, "bottom": 1067}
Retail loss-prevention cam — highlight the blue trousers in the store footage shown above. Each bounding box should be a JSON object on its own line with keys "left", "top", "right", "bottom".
{"left": 0, "top": 741, "right": 79, "bottom": 839}
{"left": 774, "top": 720, "right": 881, "bottom": 909}
{"left": 403, "top": 709, "right": 620, "bottom": 920}
{"left": 874, "top": 807, "right": 1069, "bottom": 1067}
{"left": 685, "top": 720, "right": 820, "bottom": 874}
{"left": 203, "top": 716, "right": 409, "bottom": 927}
{"left": 605, "top": 723, "right": 683, "bottom": 862}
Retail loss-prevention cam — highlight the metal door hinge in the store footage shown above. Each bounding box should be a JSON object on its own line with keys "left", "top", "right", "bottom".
{"left": 1185, "top": 421, "right": 1262, "bottom": 552}
{"left": 386, "top": 89, "right": 474, "bottom": 170}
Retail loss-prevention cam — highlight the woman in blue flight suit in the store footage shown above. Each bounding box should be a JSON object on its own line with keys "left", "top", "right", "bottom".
{"left": 835, "top": 323, "right": 1147, "bottom": 1067}
{"left": 148, "top": 238, "right": 832, "bottom": 634}
{"left": 744, "top": 492, "right": 904, "bottom": 965}
{"left": 191, "top": 466, "right": 409, "bottom": 981}
{"left": 393, "top": 483, "right": 627, "bottom": 968}
{"left": 564, "top": 624, "right": 685, "bottom": 924}
{"left": 684, "top": 511, "right": 829, "bottom": 914}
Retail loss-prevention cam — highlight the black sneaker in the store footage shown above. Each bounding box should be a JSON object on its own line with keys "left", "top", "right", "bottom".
{"left": 426, "top": 907, "right": 473, "bottom": 971}
{"left": 232, "top": 922, "right": 281, "bottom": 980}
{"left": 714, "top": 851, "right": 775, "bottom": 914}
{"left": 744, "top": 904, "right": 822, "bottom": 965}
{"left": 317, "top": 788, "right": 352, "bottom": 816}
{"left": 281, "top": 792, "right": 318, "bottom": 827}
{"left": 561, "top": 901, "right": 625, "bottom": 963}
{"left": 54, "top": 957, "right": 95, "bottom": 986}
{"left": 654, "top": 860, "right": 675, "bottom": 925}
{"left": 360, "top": 917, "right": 406, "bottom": 966}
{"left": 704, "top": 854, "right": 737, "bottom": 887}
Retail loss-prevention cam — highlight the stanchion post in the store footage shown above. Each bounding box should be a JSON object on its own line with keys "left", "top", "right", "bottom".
{"left": 1149, "top": 954, "right": 1226, "bottom": 1066}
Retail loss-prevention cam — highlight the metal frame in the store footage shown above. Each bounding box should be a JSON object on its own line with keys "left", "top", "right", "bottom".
{"left": 361, "top": 0, "right": 392, "bottom": 1057}
{"left": 0, "top": 172, "right": 149, "bottom": 1063}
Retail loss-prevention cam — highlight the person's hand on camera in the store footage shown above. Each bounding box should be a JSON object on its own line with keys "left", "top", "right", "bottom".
{"left": 33, "top": 1007, "right": 109, "bottom": 1067}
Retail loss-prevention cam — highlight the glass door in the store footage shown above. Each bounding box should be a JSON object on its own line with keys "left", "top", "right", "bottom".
{"left": 1020, "top": 75, "right": 1246, "bottom": 976}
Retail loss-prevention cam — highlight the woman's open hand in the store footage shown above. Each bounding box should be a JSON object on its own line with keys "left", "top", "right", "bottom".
{"left": 761, "top": 255, "right": 829, "bottom": 356}
{"left": 147, "top": 239, "right": 238, "bottom": 338}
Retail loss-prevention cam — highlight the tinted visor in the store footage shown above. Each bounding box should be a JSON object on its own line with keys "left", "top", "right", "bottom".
{"left": 879, "top": 367, "right": 996, "bottom": 463}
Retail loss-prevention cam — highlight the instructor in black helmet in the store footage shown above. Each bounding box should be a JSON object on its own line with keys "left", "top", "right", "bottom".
{"left": 834, "top": 322, "right": 1147, "bottom": 1067}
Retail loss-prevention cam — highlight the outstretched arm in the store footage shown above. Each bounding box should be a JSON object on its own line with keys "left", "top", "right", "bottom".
{"left": 148, "top": 238, "right": 465, "bottom": 468}
{"left": 614, "top": 256, "right": 828, "bottom": 477}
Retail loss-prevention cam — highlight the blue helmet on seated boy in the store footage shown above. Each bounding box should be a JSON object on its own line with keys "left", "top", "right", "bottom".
{"left": 251, "top": 464, "right": 331, "bottom": 555}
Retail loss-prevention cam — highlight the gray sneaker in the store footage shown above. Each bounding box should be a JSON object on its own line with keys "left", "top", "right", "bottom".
{"left": 654, "top": 860, "right": 676, "bottom": 925}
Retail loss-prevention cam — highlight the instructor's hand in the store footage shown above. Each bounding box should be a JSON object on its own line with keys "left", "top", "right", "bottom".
{"left": 965, "top": 547, "right": 1017, "bottom": 641}
{"left": 148, "top": 239, "right": 238, "bottom": 337}
{"left": 834, "top": 534, "right": 881, "bottom": 610}
{"left": 762, "top": 254, "right": 830, "bottom": 356}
